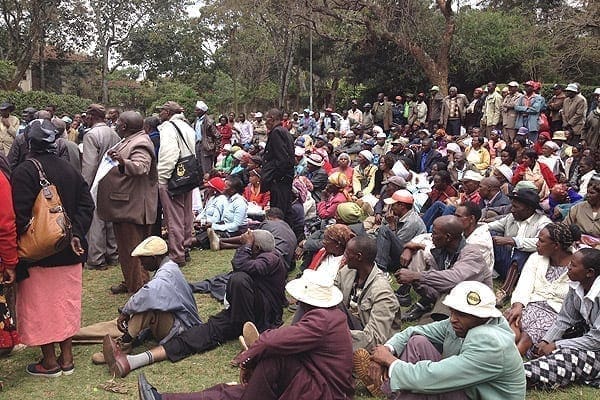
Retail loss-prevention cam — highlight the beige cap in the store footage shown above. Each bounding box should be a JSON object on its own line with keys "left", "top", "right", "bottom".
{"left": 131, "top": 236, "right": 168, "bottom": 257}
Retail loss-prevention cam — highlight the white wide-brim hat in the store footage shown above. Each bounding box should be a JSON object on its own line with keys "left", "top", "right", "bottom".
{"left": 286, "top": 269, "right": 343, "bottom": 308}
{"left": 131, "top": 236, "right": 168, "bottom": 257}
{"left": 443, "top": 281, "right": 502, "bottom": 318}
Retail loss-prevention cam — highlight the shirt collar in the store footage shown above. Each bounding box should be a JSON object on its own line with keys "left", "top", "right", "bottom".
{"left": 569, "top": 276, "right": 600, "bottom": 301}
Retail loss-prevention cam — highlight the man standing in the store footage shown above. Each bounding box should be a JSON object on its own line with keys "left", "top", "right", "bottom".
{"left": 515, "top": 80, "right": 544, "bottom": 143}
{"left": 0, "top": 102, "right": 19, "bottom": 156}
{"left": 547, "top": 84, "right": 566, "bottom": 132}
{"left": 372, "top": 92, "right": 393, "bottom": 132}
{"left": 261, "top": 108, "right": 294, "bottom": 216}
{"left": 427, "top": 86, "right": 443, "bottom": 132}
{"left": 157, "top": 101, "right": 196, "bottom": 266}
{"left": 408, "top": 93, "right": 428, "bottom": 127}
{"left": 252, "top": 112, "right": 268, "bottom": 143}
{"left": 234, "top": 112, "right": 253, "bottom": 146}
{"left": 501, "top": 81, "right": 522, "bottom": 143}
{"left": 348, "top": 99, "right": 363, "bottom": 124}
{"left": 97, "top": 111, "right": 158, "bottom": 294}
{"left": 82, "top": 103, "right": 120, "bottom": 270}
{"left": 482, "top": 81, "right": 503, "bottom": 139}
{"left": 562, "top": 83, "right": 588, "bottom": 145}
{"left": 106, "top": 108, "right": 120, "bottom": 129}
{"left": 193, "top": 100, "right": 221, "bottom": 175}
{"left": 18, "top": 107, "right": 37, "bottom": 136}
{"left": 465, "top": 88, "right": 485, "bottom": 131}
{"left": 440, "top": 87, "right": 468, "bottom": 136}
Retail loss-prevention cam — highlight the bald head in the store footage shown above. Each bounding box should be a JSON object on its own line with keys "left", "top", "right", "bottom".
{"left": 36, "top": 110, "right": 52, "bottom": 120}
{"left": 479, "top": 176, "right": 501, "bottom": 200}
{"left": 119, "top": 111, "right": 144, "bottom": 136}
{"left": 481, "top": 177, "right": 500, "bottom": 190}
{"left": 435, "top": 215, "right": 464, "bottom": 239}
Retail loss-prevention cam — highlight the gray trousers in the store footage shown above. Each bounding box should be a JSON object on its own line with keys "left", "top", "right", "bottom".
{"left": 87, "top": 209, "right": 118, "bottom": 266}
{"left": 159, "top": 184, "right": 193, "bottom": 264}
{"left": 195, "top": 142, "right": 215, "bottom": 175}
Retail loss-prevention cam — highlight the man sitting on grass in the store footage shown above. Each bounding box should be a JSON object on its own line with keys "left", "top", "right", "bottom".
{"left": 354, "top": 281, "right": 526, "bottom": 399}
{"left": 102, "top": 229, "right": 288, "bottom": 378}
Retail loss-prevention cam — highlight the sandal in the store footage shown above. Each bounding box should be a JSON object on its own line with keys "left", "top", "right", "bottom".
{"left": 26, "top": 360, "right": 62, "bottom": 378}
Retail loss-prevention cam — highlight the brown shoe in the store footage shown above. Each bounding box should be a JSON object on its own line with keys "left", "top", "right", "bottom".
{"left": 102, "top": 335, "right": 131, "bottom": 378}
{"left": 242, "top": 322, "right": 259, "bottom": 348}
{"left": 353, "top": 348, "right": 385, "bottom": 397}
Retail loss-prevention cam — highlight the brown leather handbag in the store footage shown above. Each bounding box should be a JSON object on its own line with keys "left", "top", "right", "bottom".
{"left": 17, "top": 158, "right": 72, "bottom": 261}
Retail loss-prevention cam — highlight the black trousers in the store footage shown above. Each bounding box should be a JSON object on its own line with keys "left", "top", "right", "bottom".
{"left": 163, "top": 271, "right": 260, "bottom": 362}
{"left": 268, "top": 178, "right": 292, "bottom": 217}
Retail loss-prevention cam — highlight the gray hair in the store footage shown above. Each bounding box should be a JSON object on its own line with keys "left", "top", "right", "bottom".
{"left": 252, "top": 229, "right": 275, "bottom": 252}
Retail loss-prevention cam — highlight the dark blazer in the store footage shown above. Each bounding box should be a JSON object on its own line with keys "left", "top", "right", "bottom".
{"left": 261, "top": 124, "right": 294, "bottom": 192}
{"left": 480, "top": 190, "right": 512, "bottom": 221}
{"left": 415, "top": 149, "right": 442, "bottom": 174}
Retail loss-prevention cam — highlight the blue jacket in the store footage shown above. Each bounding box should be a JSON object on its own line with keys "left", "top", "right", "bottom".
{"left": 515, "top": 94, "right": 544, "bottom": 132}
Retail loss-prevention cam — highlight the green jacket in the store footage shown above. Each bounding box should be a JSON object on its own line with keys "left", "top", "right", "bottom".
{"left": 386, "top": 317, "right": 526, "bottom": 399}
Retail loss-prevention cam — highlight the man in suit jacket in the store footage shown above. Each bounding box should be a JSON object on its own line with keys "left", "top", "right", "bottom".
{"left": 82, "top": 103, "right": 120, "bottom": 269}
{"left": 97, "top": 111, "right": 158, "bottom": 294}
{"left": 415, "top": 138, "right": 442, "bottom": 174}
{"left": 440, "top": 87, "right": 469, "bottom": 136}
{"left": 372, "top": 93, "right": 393, "bottom": 132}
{"left": 478, "top": 176, "right": 511, "bottom": 222}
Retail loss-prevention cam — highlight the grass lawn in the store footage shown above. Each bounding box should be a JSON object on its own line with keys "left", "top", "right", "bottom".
{"left": 0, "top": 248, "right": 598, "bottom": 399}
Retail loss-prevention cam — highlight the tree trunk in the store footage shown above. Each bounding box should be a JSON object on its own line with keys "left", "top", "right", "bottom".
{"left": 39, "top": 41, "right": 46, "bottom": 91}
{"left": 101, "top": 41, "right": 110, "bottom": 104}
{"left": 279, "top": 35, "right": 295, "bottom": 109}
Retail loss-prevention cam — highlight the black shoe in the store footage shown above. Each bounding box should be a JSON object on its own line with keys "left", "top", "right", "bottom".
{"left": 401, "top": 302, "right": 431, "bottom": 322}
{"left": 138, "top": 373, "right": 162, "bottom": 400}
{"left": 184, "top": 249, "right": 191, "bottom": 262}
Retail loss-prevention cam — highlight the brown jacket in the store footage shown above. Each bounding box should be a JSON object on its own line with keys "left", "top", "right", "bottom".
{"left": 440, "top": 94, "right": 469, "bottom": 127}
{"left": 97, "top": 130, "right": 158, "bottom": 225}
{"left": 371, "top": 101, "right": 393, "bottom": 131}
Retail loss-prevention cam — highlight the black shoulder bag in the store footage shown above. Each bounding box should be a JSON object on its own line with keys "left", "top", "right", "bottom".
{"left": 167, "top": 121, "right": 200, "bottom": 197}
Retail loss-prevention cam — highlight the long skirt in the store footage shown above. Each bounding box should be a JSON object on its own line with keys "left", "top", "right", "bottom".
{"left": 17, "top": 264, "right": 82, "bottom": 346}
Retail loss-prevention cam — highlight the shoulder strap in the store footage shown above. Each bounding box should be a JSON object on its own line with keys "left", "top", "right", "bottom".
{"left": 27, "top": 158, "right": 50, "bottom": 187}
{"left": 169, "top": 121, "right": 193, "bottom": 153}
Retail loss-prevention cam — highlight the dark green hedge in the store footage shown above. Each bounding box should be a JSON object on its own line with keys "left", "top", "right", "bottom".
{"left": 0, "top": 90, "right": 93, "bottom": 116}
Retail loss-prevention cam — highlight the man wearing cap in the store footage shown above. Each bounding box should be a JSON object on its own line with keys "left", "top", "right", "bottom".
{"left": 386, "top": 137, "right": 415, "bottom": 170}
{"left": 408, "top": 93, "right": 428, "bottom": 128}
{"left": 481, "top": 81, "right": 503, "bottom": 139}
{"left": 303, "top": 153, "right": 328, "bottom": 201}
{"left": 88, "top": 236, "right": 200, "bottom": 363}
{"left": 487, "top": 188, "right": 551, "bottom": 304}
{"left": 157, "top": 101, "right": 197, "bottom": 266}
{"left": 103, "top": 230, "right": 288, "bottom": 379}
{"left": 547, "top": 84, "right": 566, "bottom": 132}
{"left": 96, "top": 111, "right": 158, "bottom": 294}
{"left": 427, "top": 86, "right": 443, "bottom": 133}
{"left": 372, "top": 127, "right": 389, "bottom": 159}
{"left": 321, "top": 107, "right": 337, "bottom": 133}
{"left": 501, "top": 81, "right": 522, "bottom": 143}
{"left": 0, "top": 102, "right": 19, "bottom": 156}
{"left": 515, "top": 81, "right": 544, "bottom": 143}
{"left": 82, "top": 103, "right": 120, "bottom": 270}
{"left": 372, "top": 93, "right": 393, "bottom": 132}
{"left": 298, "top": 109, "right": 317, "bottom": 137}
{"left": 137, "top": 268, "right": 354, "bottom": 400}
{"left": 355, "top": 281, "right": 525, "bottom": 399}
{"left": 562, "top": 83, "right": 588, "bottom": 144}
{"left": 440, "top": 87, "right": 469, "bottom": 136}
{"left": 193, "top": 100, "right": 221, "bottom": 175}
{"left": 262, "top": 108, "right": 295, "bottom": 215}
{"left": 375, "top": 189, "right": 426, "bottom": 273}
{"left": 252, "top": 112, "right": 267, "bottom": 143}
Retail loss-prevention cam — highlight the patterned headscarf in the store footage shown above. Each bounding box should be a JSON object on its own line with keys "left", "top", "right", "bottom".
{"left": 545, "top": 223, "right": 578, "bottom": 251}
{"left": 324, "top": 224, "right": 356, "bottom": 247}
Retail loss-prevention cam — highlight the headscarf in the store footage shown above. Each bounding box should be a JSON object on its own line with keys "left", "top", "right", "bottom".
{"left": 335, "top": 202, "right": 367, "bottom": 224}
{"left": 545, "top": 223, "right": 579, "bottom": 251}
{"left": 293, "top": 176, "right": 312, "bottom": 203}
{"left": 324, "top": 224, "right": 356, "bottom": 247}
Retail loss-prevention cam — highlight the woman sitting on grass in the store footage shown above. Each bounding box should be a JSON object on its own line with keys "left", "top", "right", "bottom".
{"left": 505, "top": 223, "right": 578, "bottom": 356}
{"left": 524, "top": 247, "right": 600, "bottom": 388}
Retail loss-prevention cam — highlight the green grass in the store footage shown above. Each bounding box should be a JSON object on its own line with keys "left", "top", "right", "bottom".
{"left": 0, "top": 248, "right": 598, "bottom": 399}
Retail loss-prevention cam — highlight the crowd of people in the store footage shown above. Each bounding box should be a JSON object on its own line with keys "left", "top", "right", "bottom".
{"left": 1, "top": 79, "right": 600, "bottom": 399}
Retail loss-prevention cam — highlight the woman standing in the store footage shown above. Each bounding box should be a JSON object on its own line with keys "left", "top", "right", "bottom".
{"left": 12, "top": 119, "right": 94, "bottom": 377}
{"left": 505, "top": 223, "right": 578, "bottom": 356}
{"left": 217, "top": 115, "right": 233, "bottom": 147}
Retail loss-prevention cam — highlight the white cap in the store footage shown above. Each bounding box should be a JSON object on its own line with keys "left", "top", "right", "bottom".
{"left": 376, "top": 132, "right": 386, "bottom": 139}
{"left": 294, "top": 147, "right": 305, "bottom": 157}
{"left": 461, "top": 170, "right": 484, "bottom": 182}
{"left": 255, "top": 112, "right": 263, "bottom": 118}
{"left": 195, "top": 101, "right": 208, "bottom": 112}
{"left": 507, "top": 81, "right": 519, "bottom": 87}
{"left": 430, "top": 85, "right": 440, "bottom": 92}
{"left": 443, "top": 281, "right": 501, "bottom": 318}
{"left": 594, "top": 88, "right": 600, "bottom": 95}
{"left": 131, "top": 236, "right": 168, "bottom": 257}
{"left": 373, "top": 125, "right": 384, "bottom": 135}
{"left": 565, "top": 83, "right": 579, "bottom": 92}
{"left": 358, "top": 150, "right": 373, "bottom": 162}
{"left": 286, "top": 269, "right": 343, "bottom": 308}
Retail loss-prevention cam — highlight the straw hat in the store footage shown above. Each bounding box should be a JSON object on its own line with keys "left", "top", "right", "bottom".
{"left": 131, "top": 236, "right": 168, "bottom": 257}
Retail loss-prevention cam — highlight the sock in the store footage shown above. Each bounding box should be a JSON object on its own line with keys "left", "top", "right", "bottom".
{"left": 126, "top": 351, "right": 154, "bottom": 370}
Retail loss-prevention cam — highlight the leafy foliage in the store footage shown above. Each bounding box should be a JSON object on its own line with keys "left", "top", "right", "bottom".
{"left": 0, "top": 90, "right": 92, "bottom": 115}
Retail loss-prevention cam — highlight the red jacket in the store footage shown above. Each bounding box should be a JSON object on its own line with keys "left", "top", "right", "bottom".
{"left": 0, "top": 172, "right": 17, "bottom": 271}
{"left": 512, "top": 161, "right": 557, "bottom": 188}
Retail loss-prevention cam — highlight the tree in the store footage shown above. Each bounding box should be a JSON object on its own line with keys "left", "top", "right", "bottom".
{"left": 307, "top": 0, "right": 456, "bottom": 94}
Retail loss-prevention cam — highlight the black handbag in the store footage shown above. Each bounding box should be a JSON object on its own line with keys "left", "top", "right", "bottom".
{"left": 167, "top": 121, "right": 200, "bottom": 196}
